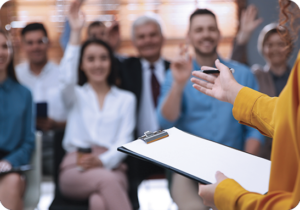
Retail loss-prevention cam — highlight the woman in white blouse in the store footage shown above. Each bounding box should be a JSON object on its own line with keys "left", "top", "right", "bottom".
{"left": 58, "top": 2, "right": 135, "bottom": 210}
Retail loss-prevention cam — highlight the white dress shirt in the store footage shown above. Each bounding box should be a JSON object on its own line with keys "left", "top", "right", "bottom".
{"left": 16, "top": 61, "right": 67, "bottom": 122}
{"left": 137, "top": 58, "right": 166, "bottom": 137}
{"left": 60, "top": 45, "right": 136, "bottom": 170}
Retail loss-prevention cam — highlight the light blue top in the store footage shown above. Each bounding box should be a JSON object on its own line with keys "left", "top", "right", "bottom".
{"left": 0, "top": 77, "right": 35, "bottom": 167}
{"left": 157, "top": 58, "right": 264, "bottom": 151}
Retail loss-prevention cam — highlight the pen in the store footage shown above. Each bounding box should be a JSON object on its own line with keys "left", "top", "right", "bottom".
{"left": 199, "top": 68, "right": 235, "bottom": 74}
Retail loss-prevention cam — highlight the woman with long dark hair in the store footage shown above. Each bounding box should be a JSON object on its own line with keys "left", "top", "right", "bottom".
{"left": 58, "top": 2, "right": 135, "bottom": 209}
{"left": 189, "top": 0, "right": 300, "bottom": 209}
{"left": 0, "top": 29, "right": 35, "bottom": 210}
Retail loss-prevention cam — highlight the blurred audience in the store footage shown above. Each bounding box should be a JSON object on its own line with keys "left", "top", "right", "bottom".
{"left": 119, "top": 14, "right": 169, "bottom": 209}
{"left": 16, "top": 23, "right": 67, "bottom": 175}
{"left": 58, "top": 2, "right": 135, "bottom": 209}
{"left": 0, "top": 29, "right": 35, "bottom": 210}
{"left": 231, "top": 5, "right": 293, "bottom": 159}
{"left": 157, "top": 9, "right": 264, "bottom": 210}
{"left": 60, "top": 0, "right": 124, "bottom": 60}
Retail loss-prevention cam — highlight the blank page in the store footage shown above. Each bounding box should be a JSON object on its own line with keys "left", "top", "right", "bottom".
{"left": 122, "top": 127, "right": 271, "bottom": 194}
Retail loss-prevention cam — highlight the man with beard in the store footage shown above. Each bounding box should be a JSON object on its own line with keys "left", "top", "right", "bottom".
{"left": 119, "top": 15, "right": 170, "bottom": 210}
{"left": 16, "top": 23, "right": 67, "bottom": 175}
{"left": 157, "top": 9, "right": 264, "bottom": 210}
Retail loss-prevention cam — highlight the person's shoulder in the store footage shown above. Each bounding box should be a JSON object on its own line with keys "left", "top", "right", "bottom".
{"left": 251, "top": 64, "right": 267, "bottom": 76}
{"left": 122, "top": 56, "right": 141, "bottom": 65}
{"left": 15, "top": 62, "right": 29, "bottom": 76}
{"left": 12, "top": 80, "right": 32, "bottom": 98}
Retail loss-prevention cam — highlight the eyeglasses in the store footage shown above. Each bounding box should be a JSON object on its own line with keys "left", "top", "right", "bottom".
{"left": 24, "top": 37, "right": 49, "bottom": 46}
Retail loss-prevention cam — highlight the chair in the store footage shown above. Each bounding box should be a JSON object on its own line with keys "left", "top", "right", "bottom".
{"left": 49, "top": 129, "right": 89, "bottom": 210}
{"left": 24, "top": 131, "right": 42, "bottom": 210}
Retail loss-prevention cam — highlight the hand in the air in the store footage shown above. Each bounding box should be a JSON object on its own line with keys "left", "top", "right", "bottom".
{"left": 68, "top": 0, "right": 85, "bottom": 32}
{"left": 171, "top": 44, "right": 193, "bottom": 88}
{"left": 236, "top": 5, "right": 263, "bottom": 45}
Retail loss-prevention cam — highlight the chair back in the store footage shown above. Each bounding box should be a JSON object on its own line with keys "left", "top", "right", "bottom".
{"left": 24, "top": 131, "right": 42, "bottom": 210}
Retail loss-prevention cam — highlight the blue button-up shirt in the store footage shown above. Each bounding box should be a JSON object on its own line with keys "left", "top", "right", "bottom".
{"left": 0, "top": 77, "right": 35, "bottom": 167}
{"left": 157, "top": 58, "right": 264, "bottom": 151}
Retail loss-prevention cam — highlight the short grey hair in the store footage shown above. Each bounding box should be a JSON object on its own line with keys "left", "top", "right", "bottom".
{"left": 131, "top": 15, "right": 163, "bottom": 40}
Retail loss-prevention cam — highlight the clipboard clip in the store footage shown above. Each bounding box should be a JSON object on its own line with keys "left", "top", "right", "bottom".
{"left": 139, "top": 130, "right": 169, "bottom": 144}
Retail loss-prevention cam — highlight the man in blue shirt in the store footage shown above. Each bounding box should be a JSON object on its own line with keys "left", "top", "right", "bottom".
{"left": 157, "top": 9, "right": 264, "bottom": 210}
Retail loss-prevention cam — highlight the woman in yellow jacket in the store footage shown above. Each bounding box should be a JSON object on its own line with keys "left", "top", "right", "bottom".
{"left": 190, "top": 1, "right": 300, "bottom": 209}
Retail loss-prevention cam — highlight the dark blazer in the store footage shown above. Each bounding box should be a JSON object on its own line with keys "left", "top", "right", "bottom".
{"left": 118, "top": 56, "right": 170, "bottom": 210}
{"left": 119, "top": 57, "right": 170, "bottom": 111}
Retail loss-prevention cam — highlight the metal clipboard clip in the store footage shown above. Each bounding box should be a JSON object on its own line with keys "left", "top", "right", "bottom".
{"left": 139, "top": 130, "right": 169, "bottom": 144}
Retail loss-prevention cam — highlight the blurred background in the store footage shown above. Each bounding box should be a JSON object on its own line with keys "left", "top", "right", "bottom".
{"left": 0, "top": 1, "right": 299, "bottom": 209}
{"left": 0, "top": 0, "right": 242, "bottom": 65}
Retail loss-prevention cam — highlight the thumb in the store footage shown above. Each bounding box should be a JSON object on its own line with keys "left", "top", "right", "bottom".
{"left": 215, "top": 59, "right": 233, "bottom": 76}
{"left": 216, "top": 171, "right": 227, "bottom": 183}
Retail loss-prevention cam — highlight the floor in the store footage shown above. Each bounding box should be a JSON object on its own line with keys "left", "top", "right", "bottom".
{"left": 37, "top": 178, "right": 178, "bottom": 210}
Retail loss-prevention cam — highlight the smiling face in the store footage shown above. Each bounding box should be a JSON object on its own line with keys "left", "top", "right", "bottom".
{"left": 188, "top": 14, "right": 220, "bottom": 57}
{"left": 262, "top": 32, "right": 289, "bottom": 67}
{"left": 80, "top": 43, "right": 111, "bottom": 85}
{"left": 22, "top": 30, "right": 49, "bottom": 65}
{"left": 0, "top": 33, "right": 11, "bottom": 75}
{"left": 133, "top": 22, "right": 164, "bottom": 62}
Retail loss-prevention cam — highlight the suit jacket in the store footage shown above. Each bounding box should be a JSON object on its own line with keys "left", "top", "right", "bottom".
{"left": 119, "top": 57, "right": 170, "bottom": 112}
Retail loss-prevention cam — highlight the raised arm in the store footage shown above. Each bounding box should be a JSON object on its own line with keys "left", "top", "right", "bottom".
{"left": 231, "top": 5, "right": 262, "bottom": 64}
{"left": 159, "top": 45, "right": 192, "bottom": 123}
{"left": 59, "top": 0, "right": 84, "bottom": 108}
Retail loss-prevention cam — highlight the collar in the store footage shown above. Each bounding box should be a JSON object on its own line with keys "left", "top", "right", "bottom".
{"left": 28, "top": 61, "right": 53, "bottom": 77}
{"left": 192, "top": 56, "right": 223, "bottom": 70}
{"left": 141, "top": 57, "right": 164, "bottom": 70}
{"left": 0, "top": 77, "right": 14, "bottom": 91}
{"left": 84, "top": 83, "right": 118, "bottom": 97}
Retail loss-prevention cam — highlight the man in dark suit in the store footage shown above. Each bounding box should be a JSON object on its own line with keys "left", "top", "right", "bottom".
{"left": 119, "top": 15, "right": 170, "bottom": 210}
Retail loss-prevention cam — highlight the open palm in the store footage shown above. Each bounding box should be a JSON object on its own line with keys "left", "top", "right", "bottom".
{"left": 191, "top": 60, "right": 243, "bottom": 104}
{"left": 68, "top": 0, "right": 85, "bottom": 31}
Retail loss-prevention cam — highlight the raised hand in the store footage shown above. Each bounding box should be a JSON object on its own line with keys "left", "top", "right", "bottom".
{"left": 236, "top": 5, "right": 263, "bottom": 45}
{"left": 68, "top": 0, "right": 85, "bottom": 32}
{"left": 191, "top": 59, "right": 244, "bottom": 104}
{"left": 171, "top": 44, "right": 193, "bottom": 88}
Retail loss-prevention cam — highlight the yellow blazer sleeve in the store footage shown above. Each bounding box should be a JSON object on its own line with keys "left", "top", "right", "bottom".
{"left": 215, "top": 179, "right": 293, "bottom": 210}
{"left": 232, "top": 87, "right": 278, "bottom": 138}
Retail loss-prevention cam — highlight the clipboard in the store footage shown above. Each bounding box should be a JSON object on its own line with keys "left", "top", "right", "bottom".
{"left": 118, "top": 127, "right": 271, "bottom": 194}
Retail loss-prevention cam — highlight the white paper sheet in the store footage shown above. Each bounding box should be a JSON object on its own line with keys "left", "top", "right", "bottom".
{"left": 122, "top": 127, "right": 271, "bottom": 194}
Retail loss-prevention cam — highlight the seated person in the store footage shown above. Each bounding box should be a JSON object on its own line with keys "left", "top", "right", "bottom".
{"left": 157, "top": 9, "right": 264, "bottom": 210}
{"left": 231, "top": 5, "right": 293, "bottom": 159}
{"left": 16, "top": 22, "right": 68, "bottom": 175}
{"left": 58, "top": 2, "right": 135, "bottom": 210}
{"left": 0, "top": 29, "right": 35, "bottom": 210}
